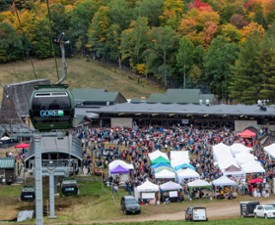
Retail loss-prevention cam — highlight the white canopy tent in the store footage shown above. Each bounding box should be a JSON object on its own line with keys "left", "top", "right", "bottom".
{"left": 216, "top": 159, "right": 239, "bottom": 171}
{"left": 230, "top": 143, "right": 252, "bottom": 156}
{"left": 241, "top": 162, "right": 265, "bottom": 174}
{"left": 176, "top": 168, "right": 200, "bottom": 183}
{"left": 155, "top": 169, "right": 176, "bottom": 180}
{"left": 264, "top": 143, "right": 275, "bottom": 160}
{"left": 148, "top": 150, "right": 169, "bottom": 161}
{"left": 212, "top": 175, "right": 237, "bottom": 187}
{"left": 212, "top": 142, "right": 230, "bottom": 151}
{"left": 134, "top": 180, "right": 160, "bottom": 202}
{"left": 235, "top": 152, "right": 257, "bottom": 166}
{"left": 170, "top": 151, "right": 190, "bottom": 168}
{"left": 222, "top": 165, "right": 244, "bottom": 178}
{"left": 160, "top": 181, "right": 183, "bottom": 191}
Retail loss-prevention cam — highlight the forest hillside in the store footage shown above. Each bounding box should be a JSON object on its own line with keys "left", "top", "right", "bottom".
{"left": 0, "top": 0, "right": 275, "bottom": 104}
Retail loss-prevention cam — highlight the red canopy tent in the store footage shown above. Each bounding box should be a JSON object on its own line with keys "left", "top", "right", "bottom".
{"left": 15, "top": 143, "right": 30, "bottom": 149}
{"left": 238, "top": 129, "right": 256, "bottom": 138}
{"left": 249, "top": 178, "right": 263, "bottom": 184}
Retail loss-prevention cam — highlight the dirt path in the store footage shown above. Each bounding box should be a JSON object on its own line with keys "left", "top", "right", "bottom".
{"left": 71, "top": 198, "right": 275, "bottom": 224}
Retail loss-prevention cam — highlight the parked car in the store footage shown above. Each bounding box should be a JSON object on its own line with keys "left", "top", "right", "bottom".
{"left": 254, "top": 204, "right": 275, "bottom": 219}
{"left": 185, "top": 206, "right": 208, "bottom": 222}
{"left": 121, "top": 195, "right": 141, "bottom": 215}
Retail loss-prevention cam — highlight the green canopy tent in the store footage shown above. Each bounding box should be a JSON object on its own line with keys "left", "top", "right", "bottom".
{"left": 151, "top": 156, "right": 170, "bottom": 165}
{"left": 187, "top": 179, "right": 212, "bottom": 190}
{"left": 154, "top": 166, "right": 174, "bottom": 173}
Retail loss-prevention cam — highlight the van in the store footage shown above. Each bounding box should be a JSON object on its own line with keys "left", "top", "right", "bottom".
{"left": 121, "top": 195, "right": 141, "bottom": 215}
{"left": 240, "top": 201, "right": 260, "bottom": 217}
{"left": 185, "top": 206, "right": 208, "bottom": 221}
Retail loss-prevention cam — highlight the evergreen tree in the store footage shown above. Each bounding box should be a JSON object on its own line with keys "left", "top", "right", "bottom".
{"left": 229, "top": 32, "right": 263, "bottom": 104}
{"left": 204, "top": 35, "right": 239, "bottom": 101}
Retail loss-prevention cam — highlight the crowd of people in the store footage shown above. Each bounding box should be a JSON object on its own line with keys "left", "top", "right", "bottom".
{"left": 78, "top": 124, "right": 275, "bottom": 199}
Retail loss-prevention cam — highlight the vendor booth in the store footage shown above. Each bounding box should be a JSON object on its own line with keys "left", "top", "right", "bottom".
{"left": 135, "top": 180, "right": 160, "bottom": 204}
{"left": 212, "top": 175, "right": 237, "bottom": 187}
{"left": 212, "top": 176, "right": 238, "bottom": 199}
{"left": 160, "top": 181, "right": 183, "bottom": 202}
{"left": 187, "top": 179, "right": 212, "bottom": 200}
{"left": 154, "top": 169, "right": 176, "bottom": 181}
{"left": 176, "top": 168, "right": 200, "bottom": 184}
{"left": 108, "top": 160, "right": 133, "bottom": 184}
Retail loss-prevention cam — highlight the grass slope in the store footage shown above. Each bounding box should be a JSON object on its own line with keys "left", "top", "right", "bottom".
{"left": 1, "top": 177, "right": 273, "bottom": 225}
{"left": 0, "top": 58, "right": 164, "bottom": 102}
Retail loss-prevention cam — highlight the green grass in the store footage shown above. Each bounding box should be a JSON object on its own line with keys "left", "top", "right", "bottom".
{"left": 1, "top": 179, "right": 275, "bottom": 225}
{"left": 0, "top": 58, "right": 165, "bottom": 102}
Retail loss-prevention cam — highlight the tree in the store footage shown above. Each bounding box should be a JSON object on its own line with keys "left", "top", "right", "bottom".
{"left": 0, "top": 22, "right": 24, "bottom": 62}
{"left": 107, "top": 0, "right": 134, "bottom": 31}
{"left": 176, "top": 36, "right": 195, "bottom": 88}
{"left": 120, "top": 16, "right": 150, "bottom": 69}
{"left": 219, "top": 23, "right": 241, "bottom": 43}
{"left": 178, "top": 8, "right": 220, "bottom": 46}
{"left": 135, "top": 0, "right": 164, "bottom": 27}
{"left": 88, "top": 6, "right": 110, "bottom": 60}
{"left": 229, "top": 32, "right": 263, "bottom": 104}
{"left": 31, "top": 17, "right": 53, "bottom": 58}
{"left": 159, "top": 0, "right": 184, "bottom": 29}
{"left": 67, "top": 0, "right": 102, "bottom": 56}
{"left": 230, "top": 14, "right": 249, "bottom": 29}
{"left": 240, "top": 22, "right": 265, "bottom": 43}
{"left": 0, "top": 0, "right": 13, "bottom": 12}
{"left": 146, "top": 26, "right": 179, "bottom": 87}
{"left": 105, "top": 24, "right": 122, "bottom": 67}
{"left": 256, "top": 26, "right": 275, "bottom": 102}
{"left": 204, "top": 35, "right": 239, "bottom": 101}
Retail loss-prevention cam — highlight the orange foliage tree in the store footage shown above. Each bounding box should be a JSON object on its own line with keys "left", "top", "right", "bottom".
{"left": 178, "top": 7, "right": 220, "bottom": 46}
{"left": 240, "top": 22, "right": 265, "bottom": 43}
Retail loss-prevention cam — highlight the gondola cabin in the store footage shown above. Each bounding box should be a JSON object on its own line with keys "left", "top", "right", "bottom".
{"left": 61, "top": 178, "right": 79, "bottom": 196}
{"left": 20, "top": 185, "right": 35, "bottom": 202}
{"left": 29, "top": 84, "right": 75, "bottom": 131}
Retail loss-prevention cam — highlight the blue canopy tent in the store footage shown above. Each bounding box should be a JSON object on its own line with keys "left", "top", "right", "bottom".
{"left": 151, "top": 162, "right": 172, "bottom": 169}
{"left": 174, "top": 163, "right": 195, "bottom": 171}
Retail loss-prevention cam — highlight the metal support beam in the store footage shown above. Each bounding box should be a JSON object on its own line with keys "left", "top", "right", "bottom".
{"left": 54, "top": 176, "right": 58, "bottom": 194}
{"left": 48, "top": 169, "right": 56, "bottom": 219}
{"left": 34, "top": 133, "right": 43, "bottom": 225}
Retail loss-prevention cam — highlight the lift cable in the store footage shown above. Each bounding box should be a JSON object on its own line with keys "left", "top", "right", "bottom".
{"left": 12, "top": 1, "right": 38, "bottom": 80}
{"left": 46, "top": 0, "right": 60, "bottom": 82}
